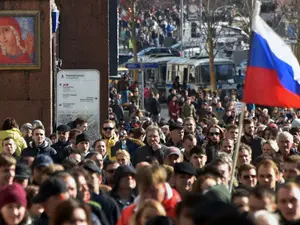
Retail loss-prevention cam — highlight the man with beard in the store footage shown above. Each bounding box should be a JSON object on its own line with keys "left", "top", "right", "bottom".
{"left": 51, "top": 125, "right": 71, "bottom": 162}
{"left": 204, "top": 125, "right": 224, "bottom": 164}
{"left": 241, "top": 118, "right": 263, "bottom": 161}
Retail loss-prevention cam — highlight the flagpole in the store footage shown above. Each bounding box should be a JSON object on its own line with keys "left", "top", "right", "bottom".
{"left": 229, "top": 102, "right": 245, "bottom": 193}
{"left": 229, "top": 1, "right": 261, "bottom": 193}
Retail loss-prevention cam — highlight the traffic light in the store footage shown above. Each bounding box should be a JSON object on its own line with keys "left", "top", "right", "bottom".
{"left": 191, "top": 22, "right": 198, "bottom": 38}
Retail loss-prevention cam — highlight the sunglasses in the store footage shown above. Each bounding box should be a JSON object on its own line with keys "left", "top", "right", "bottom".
{"left": 243, "top": 175, "right": 256, "bottom": 180}
{"left": 106, "top": 169, "right": 116, "bottom": 174}
{"left": 103, "top": 127, "right": 113, "bottom": 131}
{"left": 209, "top": 132, "right": 220, "bottom": 136}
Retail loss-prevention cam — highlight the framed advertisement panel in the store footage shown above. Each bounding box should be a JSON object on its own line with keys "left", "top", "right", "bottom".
{"left": 56, "top": 69, "right": 100, "bottom": 142}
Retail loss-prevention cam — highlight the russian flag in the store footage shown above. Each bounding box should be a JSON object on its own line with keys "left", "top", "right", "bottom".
{"left": 243, "top": 1, "right": 300, "bottom": 108}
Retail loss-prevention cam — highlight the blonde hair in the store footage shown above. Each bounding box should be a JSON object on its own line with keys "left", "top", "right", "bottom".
{"left": 116, "top": 149, "right": 131, "bottom": 162}
{"left": 0, "top": 25, "right": 26, "bottom": 55}
{"left": 162, "top": 164, "right": 174, "bottom": 181}
{"left": 136, "top": 165, "right": 167, "bottom": 189}
{"left": 262, "top": 140, "right": 279, "bottom": 152}
{"left": 131, "top": 199, "right": 166, "bottom": 225}
{"left": 257, "top": 159, "right": 279, "bottom": 175}
{"left": 41, "top": 163, "right": 64, "bottom": 176}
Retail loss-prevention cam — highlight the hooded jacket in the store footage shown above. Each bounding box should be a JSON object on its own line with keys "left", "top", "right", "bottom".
{"left": 116, "top": 183, "right": 181, "bottom": 225}
{"left": 21, "top": 141, "right": 57, "bottom": 158}
{"left": 110, "top": 165, "right": 137, "bottom": 211}
{"left": 0, "top": 128, "right": 27, "bottom": 156}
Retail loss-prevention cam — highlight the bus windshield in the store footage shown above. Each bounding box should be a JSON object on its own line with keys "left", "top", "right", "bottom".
{"left": 200, "top": 63, "right": 235, "bottom": 83}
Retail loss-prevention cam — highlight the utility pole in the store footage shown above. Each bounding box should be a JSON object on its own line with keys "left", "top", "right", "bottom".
{"left": 207, "top": 0, "right": 216, "bottom": 92}
{"left": 181, "top": 0, "right": 184, "bottom": 51}
{"left": 131, "top": 0, "right": 139, "bottom": 81}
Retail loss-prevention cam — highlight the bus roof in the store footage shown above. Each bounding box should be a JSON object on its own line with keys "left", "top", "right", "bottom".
{"left": 142, "top": 56, "right": 179, "bottom": 64}
{"left": 127, "top": 56, "right": 179, "bottom": 64}
{"left": 167, "top": 57, "right": 235, "bottom": 67}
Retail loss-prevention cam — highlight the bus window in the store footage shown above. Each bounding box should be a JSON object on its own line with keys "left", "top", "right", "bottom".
{"left": 195, "top": 67, "right": 201, "bottom": 83}
{"left": 215, "top": 64, "right": 235, "bottom": 81}
{"left": 167, "top": 64, "right": 172, "bottom": 82}
{"left": 189, "top": 66, "right": 196, "bottom": 83}
{"left": 158, "top": 65, "right": 167, "bottom": 85}
{"left": 172, "top": 64, "right": 178, "bottom": 82}
{"left": 183, "top": 68, "right": 188, "bottom": 83}
{"left": 200, "top": 65, "right": 211, "bottom": 83}
{"left": 189, "top": 73, "right": 195, "bottom": 83}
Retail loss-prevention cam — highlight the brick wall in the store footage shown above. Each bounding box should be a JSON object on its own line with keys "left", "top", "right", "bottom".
{"left": 56, "top": 0, "right": 109, "bottom": 125}
{"left": 0, "top": 0, "right": 52, "bottom": 133}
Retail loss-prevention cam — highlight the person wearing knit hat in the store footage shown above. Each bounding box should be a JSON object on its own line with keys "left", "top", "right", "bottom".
{"left": 14, "top": 163, "right": 31, "bottom": 188}
{"left": 0, "top": 183, "right": 28, "bottom": 225}
{"left": 75, "top": 132, "right": 90, "bottom": 155}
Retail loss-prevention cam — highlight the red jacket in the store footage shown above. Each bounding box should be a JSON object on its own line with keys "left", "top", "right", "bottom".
{"left": 169, "top": 101, "right": 180, "bottom": 121}
{"left": 116, "top": 183, "right": 181, "bottom": 225}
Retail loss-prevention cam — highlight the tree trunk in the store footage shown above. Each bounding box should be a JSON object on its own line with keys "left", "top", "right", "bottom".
{"left": 131, "top": 1, "right": 138, "bottom": 81}
{"left": 208, "top": 24, "right": 216, "bottom": 91}
{"left": 296, "top": 16, "right": 300, "bottom": 62}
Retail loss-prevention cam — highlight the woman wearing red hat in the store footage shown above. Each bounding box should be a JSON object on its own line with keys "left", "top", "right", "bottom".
{"left": 0, "top": 17, "right": 33, "bottom": 64}
{"left": 0, "top": 183, "right": 30, "bottom": 225}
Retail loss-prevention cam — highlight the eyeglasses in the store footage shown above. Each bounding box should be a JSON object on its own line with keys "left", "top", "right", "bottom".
{"left": 103, "top": 127, "right": 113, "bottom": 131}
{"left": 106, "top": 169, "right": 116, "bottom": 174}
{"left": 243, "top": 175, "right": 256, "bottom": 180}
{"left": 209, "top": 132, "right": 220, "bottom": 136}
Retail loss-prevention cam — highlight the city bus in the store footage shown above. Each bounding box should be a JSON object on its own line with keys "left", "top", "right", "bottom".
{"left": 126, "top": 54, "right": 179, "bottom": 102}
{"left": 166, "top": 57, "right": 239, "bottom": 92}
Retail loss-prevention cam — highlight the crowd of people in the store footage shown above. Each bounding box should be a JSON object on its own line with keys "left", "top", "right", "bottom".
{"left": 2, "top": 80, "right": 300, "bottom": 225}
{"left": 119, "top": 7, "right": 180, "bottom": 52}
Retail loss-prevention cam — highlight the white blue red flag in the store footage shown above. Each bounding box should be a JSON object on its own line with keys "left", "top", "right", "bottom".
{"left": 243, "top": 1, "right": 300, "bottom": 107}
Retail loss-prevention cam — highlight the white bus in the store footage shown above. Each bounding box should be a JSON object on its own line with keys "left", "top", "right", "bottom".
{"left": 166, "top": 57, "right": 240, "bottom": 91}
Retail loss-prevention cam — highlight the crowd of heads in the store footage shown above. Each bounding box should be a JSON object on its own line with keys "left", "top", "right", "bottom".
{"left": 2, "top": 83, "right": 300, "bottom": 225}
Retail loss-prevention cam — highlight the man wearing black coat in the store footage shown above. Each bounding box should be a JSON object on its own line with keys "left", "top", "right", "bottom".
{"left": 148, "top": 92, "right": 161, "bottom": 123}
{"left": 51, "top": 125, "right": 71, "bottom": 162}
{"left": 133, "top": 126, "right": 168, "bottom": 166}
{"left": 21, "top": 126, "right": 57, "bottom": 159}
